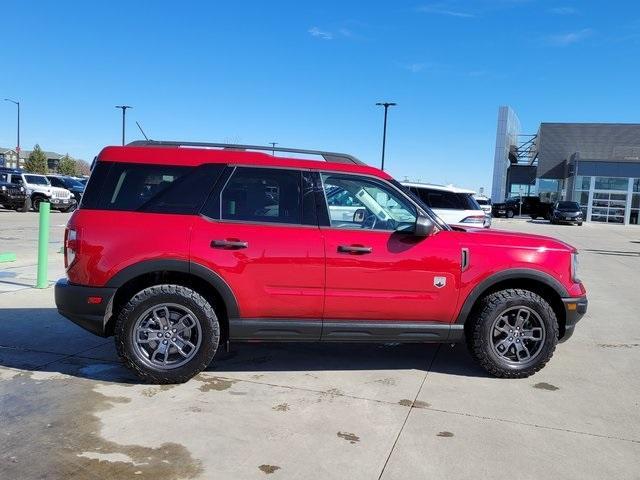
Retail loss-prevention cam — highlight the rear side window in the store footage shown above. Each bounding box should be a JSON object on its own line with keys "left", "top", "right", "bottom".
{"left": 412, "top": 188, "right": 479, "bottom": 210}
{"left": 219, "top": 167, "right": 305, "bottom": 225}
{"left": 81, "top": 161, "right": 223, "bottom": 214}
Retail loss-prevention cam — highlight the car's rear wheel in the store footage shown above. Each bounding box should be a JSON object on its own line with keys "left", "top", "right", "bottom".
{"left": 115, "top": 284, "right": 219, "bottom": 384}
{"left": 467, "top": 289, "right": 558, "bottom": 378}
{"left": 507, "top": 210, "right": 514, "bottom": 218}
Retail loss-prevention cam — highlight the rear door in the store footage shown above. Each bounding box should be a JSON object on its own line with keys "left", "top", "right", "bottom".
{"left": 320, "top": 172, "right": 461, "bottom": 323}
{"left": 190, "top": 166, "right": 324, "bottom": 340}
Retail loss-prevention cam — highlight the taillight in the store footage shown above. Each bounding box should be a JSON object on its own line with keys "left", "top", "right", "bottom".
{"left": 65, "top": 228, "right": 77, "bottom": 269}
{"left": 460, "top": 215, "right": 485, "bottom": 224}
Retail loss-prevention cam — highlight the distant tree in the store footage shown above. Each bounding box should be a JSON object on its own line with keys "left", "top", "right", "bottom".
{"left": 24, "top": 144, "right": 48, "bottom": 174}
{"left": 57, "top": 154, "right": 77, "bottom": 176}
{"left": 75, "top": 159, "right": 91, "bottom": 176}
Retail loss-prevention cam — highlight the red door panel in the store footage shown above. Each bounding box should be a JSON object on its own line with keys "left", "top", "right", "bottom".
{"left": 323, "top": 229, "right": 461, "bottom": 322}
{"left": 190, "top": 219, "right": 324, "bottom": 319}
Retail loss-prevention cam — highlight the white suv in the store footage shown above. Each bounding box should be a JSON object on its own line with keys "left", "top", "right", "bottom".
{"left": 402, "top": 182, "right": 491, "bottom": 228}
{"left": 5, "top": 172, "right": 76, "bottom": 212}
{"left": 473, "top": 194, "right": 492, "bottom": 216}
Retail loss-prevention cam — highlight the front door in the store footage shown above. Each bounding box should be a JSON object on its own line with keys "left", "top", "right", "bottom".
{"left": 319, "top": 172, "right": 461, "bottom": 322}
{"left": 190, "top": 166, "right": 324, "bottom": 339}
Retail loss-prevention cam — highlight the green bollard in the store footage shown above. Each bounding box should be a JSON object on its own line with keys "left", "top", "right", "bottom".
{"left": 36, "top": 201, "right": 51, "bottom": 288}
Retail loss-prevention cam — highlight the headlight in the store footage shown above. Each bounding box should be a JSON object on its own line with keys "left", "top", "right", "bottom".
{"left": 460, "top": 215, "right": 486, "bottom": 224}
{"left": 571, "top": 252, "right": 580, "bottom": 283}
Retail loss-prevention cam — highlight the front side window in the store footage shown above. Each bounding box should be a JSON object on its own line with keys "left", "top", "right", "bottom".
{"left": 24, "top": 175, "right": 50, "bottom": 186}
{"left": 220, "top": 167, "right": 303, "bottom": 224}
{"left": 321, "top": 173, "right": 416, "bottom": 231}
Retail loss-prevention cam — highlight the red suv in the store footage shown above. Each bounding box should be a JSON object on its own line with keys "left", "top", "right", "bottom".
{"left": 55, "top": 141, "right": 587, "bottom": 383}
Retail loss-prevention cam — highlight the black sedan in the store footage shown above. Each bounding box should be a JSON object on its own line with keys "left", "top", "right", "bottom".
{"left": 550, "top": 201, "right": 584, "bottom": 225}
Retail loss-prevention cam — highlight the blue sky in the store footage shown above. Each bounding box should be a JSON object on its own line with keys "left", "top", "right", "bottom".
{"left": 1, "top": 0, "right": 639, "bottom": 191}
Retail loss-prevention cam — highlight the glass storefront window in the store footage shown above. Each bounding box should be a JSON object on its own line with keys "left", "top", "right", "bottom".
{"left": 634, "top": 179, "right": 640, "bottom": 192}
{"left": 576, "top": 192, "right": 589, "bottom": 206}
{"left": 630, "top": 210, "right": 639, "bottom": 225}
{"left": 632, "top": 194, "right": 640, "bottom": 209}
{"left": 575, "top": 176, "right": 591, "bottom": 190}
{"left": 594, "top": 177, "right": 629, "bottom": 191}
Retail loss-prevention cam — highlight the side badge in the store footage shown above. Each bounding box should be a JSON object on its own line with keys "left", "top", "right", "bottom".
{"left": 434, "top": 276, "right": 447, "bottom": 288}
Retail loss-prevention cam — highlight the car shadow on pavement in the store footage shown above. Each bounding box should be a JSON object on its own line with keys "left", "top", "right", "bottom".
{"left": 0, "top": 307, "right": 491, "bottom": 383}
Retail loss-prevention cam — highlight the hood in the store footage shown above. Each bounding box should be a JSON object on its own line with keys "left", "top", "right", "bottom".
{"left": 451, "top": 226, "right": 576, "bottom": 253}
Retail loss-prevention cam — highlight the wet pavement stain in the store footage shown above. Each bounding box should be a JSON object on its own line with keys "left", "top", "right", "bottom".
{"left": 325, "top": 388, "right": 343, "bottom": 396}
{"left": 337, "top": 431, "right": 360, "bottom": 444}
{"left": 0, "top": 370, "right": 203, "bottom": 479}
{"left": 533, "top": 382, "right": 559, "bottom": 391}
{"left": 372, "top": 377, "right": 396, "bottom": 386}
{"left": 272, "top": 403, "right": 289, "bottom": 412}
{"left": 196, "top": 375, "right": 237, "bottom": 392}
{"left": 398, "top": 399, "right": 430, "bottom": 409}
{"left": 437, "top": 431, "right": 454, "bottom": 438}
{"left": 598, "top": 343, "right": 640, "bottom": 349}
{"left": 141, "top": 385, "right": 175, "bottom": 397}
{"left": 259, "top": 464, "right": 281, "bottom": 474}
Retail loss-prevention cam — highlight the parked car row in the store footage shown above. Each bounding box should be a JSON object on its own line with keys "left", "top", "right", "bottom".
{"left": 491, "top": 195, "right": 583, "bottom": 226}
{"left": 0, "top": 167, "right": 85, "bottom": 212}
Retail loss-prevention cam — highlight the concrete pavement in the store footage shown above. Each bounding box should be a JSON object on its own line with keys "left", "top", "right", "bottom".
{"left": 0, "top": 212, "right": 639, "bottom": 479}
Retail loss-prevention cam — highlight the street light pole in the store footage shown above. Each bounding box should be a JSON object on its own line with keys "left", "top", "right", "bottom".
{"left": 269, "top": 142, "right": 278, "bottom": 156}
{"left": 115, "top": 105, "right": 132, "bottom": 145}
{"left": 375, "top": 102, "right": 396, "bottom": 170}
{"left": 4, "top": 99, "right": 20, "bottom": 166}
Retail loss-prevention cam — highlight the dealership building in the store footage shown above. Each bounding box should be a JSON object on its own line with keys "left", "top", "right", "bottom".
{"left": 491, "top": 106, "right": 640, "bottom": 225}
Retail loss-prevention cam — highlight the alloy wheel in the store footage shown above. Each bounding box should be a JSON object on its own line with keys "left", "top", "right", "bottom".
{"left": 131, "top": 303, "right": 202, "bottom": 370}
{"left": 490, "top": 306, "right": 546, "bottom": 364}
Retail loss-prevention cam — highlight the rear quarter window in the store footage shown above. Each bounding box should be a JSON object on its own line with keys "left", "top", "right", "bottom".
{"left": 412, "top": 188, "right": 479, "bottom": 210}
{"left": 81, "top": 161, "right": 224, "bottom": 214}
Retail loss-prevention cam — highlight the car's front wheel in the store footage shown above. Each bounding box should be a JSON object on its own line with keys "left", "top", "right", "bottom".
{"left": 115, "top": 284, "right": 220, "bottom": 384}
{"left": 507, "top": 210, "right": 514, "bottom": 218}
{"left": 467, "top": 289, "right": 558, "bottom": 378}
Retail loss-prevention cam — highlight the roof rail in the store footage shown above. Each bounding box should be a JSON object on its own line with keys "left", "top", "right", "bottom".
{"left": 126, "top": 140, "right": 366, "bottom": 166}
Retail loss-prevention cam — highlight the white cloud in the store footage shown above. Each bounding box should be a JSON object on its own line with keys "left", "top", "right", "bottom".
{"left": 404, "top": 63, "right": 426, "bottom": 73}
{"left": 548, "top": 6, "right": 578, "bottom": 15}
{"left": 544, "top": 28, "right": 593, "bottom": 46}
{"left": 417, "top": 3, "right": 475, "bottom": 18}
{"left": 308, "top": 27, "right": 333, "bottom": 40}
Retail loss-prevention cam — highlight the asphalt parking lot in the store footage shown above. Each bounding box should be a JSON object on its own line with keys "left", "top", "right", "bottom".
{"left": 1, "top": 210, "right": 639, "bottom": 479}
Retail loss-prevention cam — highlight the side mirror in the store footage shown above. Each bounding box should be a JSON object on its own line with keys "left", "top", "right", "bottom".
{"left": 414, "top": 213, "right": 436, "bottom": 237}
{"left": 353, "top": 208, "right": 366, "bottom": 223}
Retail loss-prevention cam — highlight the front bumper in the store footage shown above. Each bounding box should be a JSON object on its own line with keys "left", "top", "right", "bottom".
{"left": 54, "top": 278, "right": 116, "bottom": 337}
{"left": 49, "top": 198, "right": 78, "bottom": 210}
{"left": 560, "top": 296, "right": 588, "bottom": 342}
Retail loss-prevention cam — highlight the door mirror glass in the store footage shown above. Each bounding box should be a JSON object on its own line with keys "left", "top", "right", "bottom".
{"left": 352, "top": 208, "right": 366, "bottom": 223}
{"left": 414, "top": 213, "right": 436, "bottom": 237}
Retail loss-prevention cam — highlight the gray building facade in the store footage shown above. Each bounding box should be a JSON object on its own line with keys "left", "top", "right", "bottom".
{"left": 492, "top": 107, "right": 640, "bottom": 225}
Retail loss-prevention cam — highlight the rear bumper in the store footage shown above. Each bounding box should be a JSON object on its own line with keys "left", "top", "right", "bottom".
{"left": 54, "top": 278, "right": 116, "bottom": 337}
{"left": 560, "top": 296, "right": 588, "bottom": 342}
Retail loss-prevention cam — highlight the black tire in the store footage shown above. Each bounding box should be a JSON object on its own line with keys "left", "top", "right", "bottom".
{"left": 466, "top": 289, "right": 558, "bottom": 378}
{"left": 115, "top": 284, "right": 220, "bottom": 384}
{"left": 506, "top": 210, "right": 514, "bottom": 218}
{"left": 62, "top": 204, "right": 76, "bottom": 213}
{"left": 577, "top": 222, "right": 583, "bottom": 226}
{"left": 32, "top": 196, "right": 46, "bottom": 212}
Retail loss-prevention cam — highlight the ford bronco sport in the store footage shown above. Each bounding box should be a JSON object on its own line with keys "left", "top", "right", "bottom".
{"left": 55, "top": 141, "right": 587, "bottom": 383}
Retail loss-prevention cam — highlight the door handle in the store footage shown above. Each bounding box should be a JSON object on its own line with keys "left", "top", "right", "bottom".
{"left": 211, "top": 239, "right": 248, "bottom": 249}
{"left": 338, "top": 245, "right": 372, "bottom": 254}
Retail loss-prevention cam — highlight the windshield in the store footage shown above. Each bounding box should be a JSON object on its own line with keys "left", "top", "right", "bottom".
{"left": 24, "top": 175, "right": 50, "bottom": 185}
{"left": 557, "top": 201, "right": 580, "bottom": 210}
